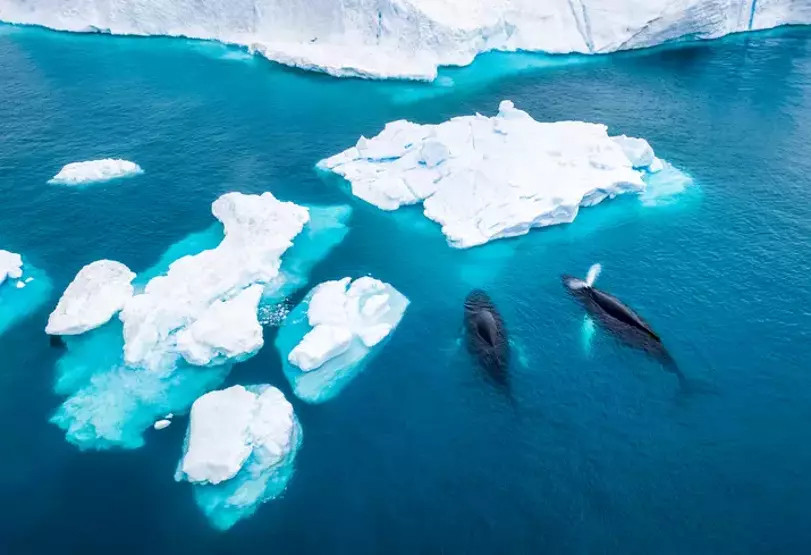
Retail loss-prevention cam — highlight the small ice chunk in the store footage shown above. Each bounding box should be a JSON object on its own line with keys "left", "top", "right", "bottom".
{"left": 175, "top": 284, "right": 264, "bottom": 366}
{"left": 611, "top": 135, "right": 656, "bottom": 169}
{"left": 15, "top": 281, "right": 25, "bottom": 289}
{"left": 48, "top": 159, "right": 144, "bottom": 185}
{"left": 153, "top": 419, "right": 171, "bottom": 430}
{"left": 0, "top": 250, "right": 23, "bottom": 286}
{"left": 24, "top": 277, "right": 33, "bottom": 283}
{"left": 288, "top": 324, "right": 353, "bottom": 372}
{"left": 277, "top": 277, "right": 408, "bottom": 403}
{"left": 175, "top": 384, "right": 301, "bottom": 529}
{"left": 46, "top": 260, "right": 136, "bottom": 336}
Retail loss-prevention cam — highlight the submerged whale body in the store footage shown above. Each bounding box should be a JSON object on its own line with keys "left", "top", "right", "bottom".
{"left": 563, "top": 264, "right": 683, "bottom": 383}
{"left": 464, "top": 290, "right": 509, "bottom": 385}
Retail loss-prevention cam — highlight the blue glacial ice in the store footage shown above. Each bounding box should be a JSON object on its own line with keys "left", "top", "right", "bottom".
{"left": 175, "top": 384, "right": 302, "bottom": 531}
{"left": 276, "top": 276, "right": 408, "bottom": 404}
{"left": 0, "top": 250, "right": 52, "bottom": 337}
{"left": 49, "top": 193, "right": 351, "bottom": 450}
{"left": 319, "top": 100, "right": 694, "bottom": 248}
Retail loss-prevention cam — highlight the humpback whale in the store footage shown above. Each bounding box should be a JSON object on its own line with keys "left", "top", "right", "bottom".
{"left": 463, "top": 290, "right": 510, "bottom": 386}
{"left": 562, "top": 264, "right": 683, "bottom": 383}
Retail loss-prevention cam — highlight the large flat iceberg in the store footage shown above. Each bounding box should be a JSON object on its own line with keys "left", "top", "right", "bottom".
{"left": 175, "top": 384, "right": 302, "bottom": 530}
{"left": 49, "top": 193, "right": 351, "bottom": 450}
{"left": 277, "top": 276, "right": 408, "bottom": 403}
{"left": 46, "top": 260, "right": 135, "bottom": 336}
{"left": 1, "top": 0, "right": 807, "bottom": 80}
{"left": 48, "top": 159, "right": 143, "bottom": 185}
{"left": 320, "top": 100, "right": 682, "bottom": 248}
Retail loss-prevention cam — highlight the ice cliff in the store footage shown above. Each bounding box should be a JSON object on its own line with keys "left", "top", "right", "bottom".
{"left": 0, "top": 0, "right": 807, "bottom": 80}
{"left": 175, "top": 384, "right": 302, "bottom": 530}
{"left": 320, "top": 100, "right": 678, "bottom": 248}
{"left": 277, "top": 276, "right": 408, "bottom": 403}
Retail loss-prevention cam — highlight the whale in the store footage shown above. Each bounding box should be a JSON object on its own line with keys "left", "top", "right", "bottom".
{"left": 463, "top": 290, "right": 510, "bottom": 386}
{"left": 562, "top": 264, "right": 684, "bottom": 384}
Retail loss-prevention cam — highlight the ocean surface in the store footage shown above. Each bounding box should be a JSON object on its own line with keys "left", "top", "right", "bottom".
{"left": 1, "top": 23, "right": 810, "bottom": 554}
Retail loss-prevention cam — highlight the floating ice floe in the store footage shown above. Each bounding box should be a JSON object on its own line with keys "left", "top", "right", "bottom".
{"left": 320, "top": 100, "right": 691, "bottom": 248}
{"left": 0, "top": 250, "right": 51, "bottom": 336}
{"left": 277, "top": 276, "right": 408, "bottom": 403}
{"left": 175, "top": 384, "right": 302, "bottom": 530}
{"left": 50, "top": 193, "right": 351, "bottom": 450}
{"left": 48, "top": 159, "right": 143, "bottom": 185}
{"left": 46, "top": 260, "right": 136, "bottom": 336}
{"left": 1, "top": 0, "right": 807, "bottom": 80}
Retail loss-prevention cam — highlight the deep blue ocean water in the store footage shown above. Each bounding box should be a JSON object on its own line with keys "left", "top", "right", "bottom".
{"left": 1, "top": 23, "right": 810, "bottom": 554}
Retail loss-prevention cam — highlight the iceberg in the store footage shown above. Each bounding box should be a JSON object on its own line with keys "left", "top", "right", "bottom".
{"left": 46, "top": 260, "right": 136, "bottom": 336}
{"left": 320, "top": 100, "right": 682, "bottom": 248}
{"left": 48, "top": 159, "right": 143, "bottom": 185}
{"left": 50, "top": 193, "right": 350, "bottom": 450}
{"left": 277, "top": 276, "right": 408, "bottom": 403}
{"left": 1, "top": 0, "right": 807, "bottom": 80}
{"left": 175, "top": 384, "right": 302, "bottom": 530}
{"left": 0, "top": 250, "right": 52, "bottom": 336}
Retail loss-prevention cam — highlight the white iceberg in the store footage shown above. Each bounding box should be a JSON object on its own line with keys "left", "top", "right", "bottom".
{"left": 120, "top": 191, "right": 308, "bottom": 370}
{"left": 175, "top": 384, "right": 302, "bottom": 530}
{"left": 320, "top": 100, "right": 681, "bottom": 248}
{"left": 277, "top": 276, "right": 408, "bottom": 403}
{"left": 175, "top": 284, "right": 264, "bottom": 366}
{"left": 46, "top": 260, "right": 136, "bottom": 336}
{"left": 0, "top": 250, "right": 22, "bottom": 285}
{"left": 1, "top": 0, "right": 806, "bottom": 80}
{"left": 48, "top": 159, "right": 143, "bottom": 185}
{"left": 49, "top": 195, "right": 351, "bottom": 450}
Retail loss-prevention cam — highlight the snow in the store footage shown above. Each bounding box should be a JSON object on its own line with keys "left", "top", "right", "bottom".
{"left": 48, "top": 159, "right": 143, "bottom": 185}
{"left": 320, "top": 100, "right": 666, "bottom": 248}
{"left": 0, "top": 250, "right": 22, "bottom": 285}
{"left": 277, "top": 276, "right": 408, "bottom": 403}
{"left": 46, "top": 260, "right": 136, "bottom": 336}
{"left": 175, "top": 284, "right": 264, "bottom": 366}
{"left": 0, "top": 0, "right": 806, "bottom": 80}
{"left": 120, "top": 191, "right": 309, "bottom": 370}
{"left": 175, "top": 384, "right": 302, "bottom": 530}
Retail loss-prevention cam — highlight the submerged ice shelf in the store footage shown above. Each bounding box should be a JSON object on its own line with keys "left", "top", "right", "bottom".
{"left": 49, "top": 193, "right": 352, "bottom": 450}
{"left": 48, "top": 159, "right": 143, "bottom": 185}
{"left": 0, "top": 249, "right": 51, "bottom": 336}
{"left": 320, "top": 100, "right": 690, "bottom": 248}
{"left": 175, "top": 385, "right": 302, "bottom": 530}
{"left": 277, "top": 276, "right": 408, "bottom": 404}
{"left": 0, "top": 0, "right": 807, "bottom": 80}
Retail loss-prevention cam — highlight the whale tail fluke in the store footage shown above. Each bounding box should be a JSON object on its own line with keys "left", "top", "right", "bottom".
{"left": 586, "top": 263, "right": 602, "bottom": 287}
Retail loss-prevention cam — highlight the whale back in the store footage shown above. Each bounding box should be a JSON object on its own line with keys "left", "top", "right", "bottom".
{"left": 589, "top": 288, "right": 660, "bottom": 341}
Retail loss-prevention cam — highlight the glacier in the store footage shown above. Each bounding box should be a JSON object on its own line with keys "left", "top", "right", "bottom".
{"left": 319, "top": 100, "right": 688, "bottom": 248}
{"left": 277, "top": 276, "right": 408, "bottom": 404}
{"left": 0, "top": 250, "right": 51, "bottom": 336}
{"left": 175, "top": 384, "right": 302, "bottom": 530}
{"left": 48, "top": 159, "right": 143, "bottom": 185}
{"left": 46, "top": 260, "right": 135, "bottom": 336}
{"left": 0, "top": 0, "right": 807, "bottom": 80}
{"left": 49, "top": 193, "right": 351, "bottom": 450}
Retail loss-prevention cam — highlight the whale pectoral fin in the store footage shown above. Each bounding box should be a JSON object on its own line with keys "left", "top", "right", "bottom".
{"left": 581, "top": 315, "right": 596, "bottom": 356}
{"left": 508, "top": 339, "right": 529, "bottom": 368}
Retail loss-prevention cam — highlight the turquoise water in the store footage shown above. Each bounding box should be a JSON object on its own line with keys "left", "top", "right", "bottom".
{"left": 1, "top": 23, "right": 810, "bottom": 553}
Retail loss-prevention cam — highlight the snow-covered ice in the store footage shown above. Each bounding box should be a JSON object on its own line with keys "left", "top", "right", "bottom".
{"left": 46, "top": 260, "right": 136, "bottom": 336}
{"left": 1, "top": 0, "right": 807, "bottom": 80}
{"left": 120, "top": 191, "right": 308, "bottom": 370}
{"left": 175, "top": 284, "right": 264, "bottom": 366}
{"left": 175, "top": 384, "right": 302, "bottom": 530}
{"left": 0, "top": 250, "right": 22, "bottom": 285}
{"left": 48, "top": 159, "right": 143, "bottom": 185}
{"left": 320, "top": 100, "right": 681, "bottom": 248}
{"left": 277, "top": 276, "right": 408, "bottom": 403}
{"left": 49, "top": 194, "right": 351, "bottom": 450}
